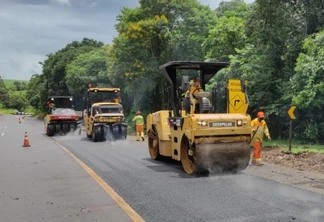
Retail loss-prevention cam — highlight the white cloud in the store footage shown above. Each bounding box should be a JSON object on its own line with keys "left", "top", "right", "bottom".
{"left": 0, "top": 0, "right": 116, "bottom": 80}
{"left": 75, "top": 0, "right": 101, "bottom": 8}
{"left": 50, "top": 0, "right": 70, "bottom": 6}
{"left": 0, "top": 52, "right": 45, "bottom": 80}
{"left": 0, "top": 0, "right": 254, "bottom": 81}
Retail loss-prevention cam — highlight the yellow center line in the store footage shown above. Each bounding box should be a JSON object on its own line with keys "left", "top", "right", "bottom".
{"left": 54, "top": 141, "right": 145, "bottom": 222}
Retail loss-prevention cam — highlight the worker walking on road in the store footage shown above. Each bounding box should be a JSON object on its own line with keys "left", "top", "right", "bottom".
{"left": 251, "top": 111, "right": 271, "bottom": 165}
{"left": 132, "top": 111, "right": 145, "bottom": 141}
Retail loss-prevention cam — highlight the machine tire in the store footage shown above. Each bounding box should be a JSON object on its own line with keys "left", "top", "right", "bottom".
{"left": 55, "top": 124, "right": 61, "bottom": 134}
{"left": 119, "top": 125, "right": 127, "bottom": 140}
{"left": 92, "top": 128, "right": 98, "bottom": 142}
{"left": 148, "top": 127, "right": 161, "bottom": 160}
{"left": 92, "top": 126, "right": 103, "bottom": 142}
{"left": 180, "top": 137, "right": 195, "bottom": 175}
{"left": 47, "top": 124, "right": 55, "bottom": 137}
{"left": 46, "top": 125, "right": 49, "bottom": 136}
{"left": 62, "top": 124, "right": 69, "bottom": 134}
{"left": 101, "top": 126, "right": 106, "bottom": 141}
{"left": 70, "top": 124, "right": 76, "bottom": 132}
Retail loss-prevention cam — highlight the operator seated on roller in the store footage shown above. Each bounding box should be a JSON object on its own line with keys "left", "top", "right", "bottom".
{"left": 47, "top": 101, "right": 56, "bottom": 114}
{"left": 93, "top": 106, "right": 100, "bottom": 115}
{"left": 188, "top": 77, "right": 204, "bottom": 113}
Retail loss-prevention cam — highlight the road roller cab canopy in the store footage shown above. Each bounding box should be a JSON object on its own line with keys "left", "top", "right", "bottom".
{"left": 86, "top": 87, "right": 122, "bottom": 105}
{"left": 46, "top": 96, "right": 74, "bottom": 109}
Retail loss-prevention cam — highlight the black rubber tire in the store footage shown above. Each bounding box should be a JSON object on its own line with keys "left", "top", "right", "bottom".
{"left": 92, "top": 126, "right": 103, "bottom": 142}
{"left": 47, "top": 124, "right": 55, "bottom": 137}
{"left": 92, "top": 128, "right": 98, "bottom": 142}
{"left": 55, "top": 124, "right": 61, "bottom": 134}
{"left": 62, "top": 124, "right": 69, "bottom": 134}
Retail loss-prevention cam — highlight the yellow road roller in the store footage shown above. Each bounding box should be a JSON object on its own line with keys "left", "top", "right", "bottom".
{"left": 146, "top": 61, "right": 252, "bottom": 175}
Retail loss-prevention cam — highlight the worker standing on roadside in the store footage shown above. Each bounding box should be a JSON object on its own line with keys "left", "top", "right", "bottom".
{"left": 132, "top": 111, "right": 145, "bottom": 141}
{"left": 251, "top": 111, "right": 271, "bottom": 165}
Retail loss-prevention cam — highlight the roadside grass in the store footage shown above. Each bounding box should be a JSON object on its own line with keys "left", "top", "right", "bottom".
{"left": 0, "top": 104, "right": 35, "bottom": 115}
{"left": 0, "top": 104, "right": 14, "bottom": 114}
{"left": 25, "top": 106, "right": 37, "bottom": 115}
{"left": 3, "top": 79, "right": 28, "bottom": 88}
{"left": 264, "top": 140, "right": 324, "bottom": 154}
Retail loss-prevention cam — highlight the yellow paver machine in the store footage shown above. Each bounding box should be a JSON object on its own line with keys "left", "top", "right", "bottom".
{"left": 146, "top": 61, "right": 252, "bottom": 175}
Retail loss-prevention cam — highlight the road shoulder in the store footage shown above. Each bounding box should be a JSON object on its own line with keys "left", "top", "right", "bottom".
{"left": 246, "top": 162, "right": 324, "bottom": 195}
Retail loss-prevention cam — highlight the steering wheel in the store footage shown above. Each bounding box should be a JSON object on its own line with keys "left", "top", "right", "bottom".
{"left": 192, "top": 87, "right": 203, "bottom": 99}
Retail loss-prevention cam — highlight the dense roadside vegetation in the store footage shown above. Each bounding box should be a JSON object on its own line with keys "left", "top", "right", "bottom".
{"left": 0, "top": 78, "right": 33, "bottom": 114}
{"left": 1, "top": 0, "right": 324, "bottom": 144}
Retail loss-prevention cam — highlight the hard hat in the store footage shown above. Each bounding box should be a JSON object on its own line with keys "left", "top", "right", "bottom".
{"left": 136, "top": 111, "right": 141, "bottom": 115}
{"left": 257, "top": 111, "right": 265, "bottom": 118}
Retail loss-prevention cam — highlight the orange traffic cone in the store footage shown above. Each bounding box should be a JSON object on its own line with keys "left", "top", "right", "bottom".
{"left": 22, "top": 132, "right": 31, "bottom": 147}
{"left": 18, "top": 118, "right": 21, "bottom": 124}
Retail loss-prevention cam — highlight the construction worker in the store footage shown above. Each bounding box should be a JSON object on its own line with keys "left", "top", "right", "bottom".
{"left": 94, "top": 107, "right": 100, "bottom": 115}
{"left": 47, "top": 101, "right": 56, "bottom": 114}
{"left": 189, "top": 77, "right": 203, "bottom": 113}
{"left": 251, "top": 111, "right": 271, "bottom": 165}
{"left": 132, "top": 110, "right": 145, "bottom": 141}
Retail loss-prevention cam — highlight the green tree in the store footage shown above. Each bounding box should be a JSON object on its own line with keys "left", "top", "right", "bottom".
{"left": 110, "top": 0, "right": 217, "bottom": 115}
{"left": 203, "top": 1, "right": 249, "bottom": 61}
{"left": 21, "top": 82, "right": 27, "bottom": 90}
{"left": 13, "top": 81, "right": 22, "bottom": 91}
{"left": 225, "top": 0, "right": 306, "bottom": 139}
{"left": 36, "top": 38, "right": 104, "bottom": 112}
{"left": 65, "top": 46, "right": 113, "bottom": 110}
{"left": 301, "top": 0, "right": 324, "bottom": 35}
{"left": 0, "top": 77, "right": 9, "bottom": 107}
{"left": 215, "top": 0, "right": 247, "bottom": 17}
{"left": 8, "top": 94, "right": 29, "bottom": 111}
{"left": 66, "top": 46, "right": 112, "bottom": 95}
{"left": 291, "top": 29, "right": 324, "bottom": 142}
{"left": 26, "top": 74, "right": 43, "bottom": 111}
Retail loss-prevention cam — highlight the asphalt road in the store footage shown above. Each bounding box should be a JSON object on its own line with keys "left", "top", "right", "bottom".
{"left": 0, "top": 115, "right": 133, "bottom": 222}
{"left": 1, "top": 114, "right": 324, "bottom": 222}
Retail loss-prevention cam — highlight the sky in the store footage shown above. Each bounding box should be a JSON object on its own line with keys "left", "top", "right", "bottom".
{"left": 0, "top": 0, "right": 254, "bottom": 81}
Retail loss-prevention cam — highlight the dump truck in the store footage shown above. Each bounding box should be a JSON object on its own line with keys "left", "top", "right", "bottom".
{"left": 44, "top": 96, "right": 81, "bottom": 136}
{"left": 146, "top": 61, "right": 252, "bottom": 175}
{"left": 83, "top": 87, "right": 127, "bottom": 142}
